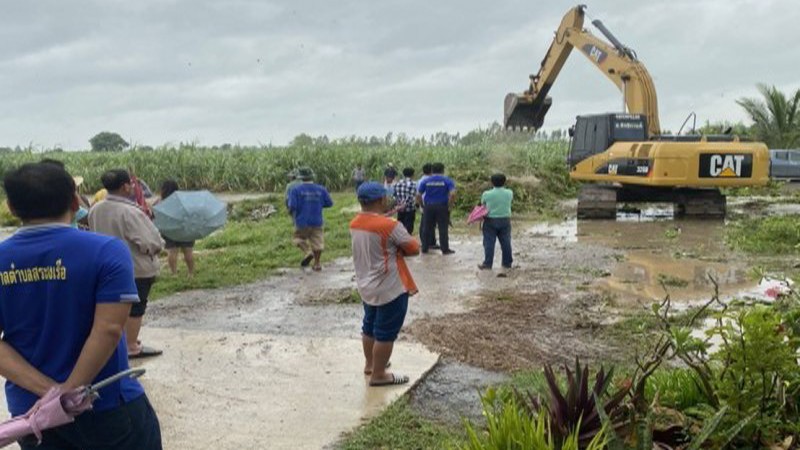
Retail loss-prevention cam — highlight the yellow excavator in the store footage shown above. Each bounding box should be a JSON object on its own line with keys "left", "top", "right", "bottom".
{"left": 504, "top": 4, "right": 770, "bottom": 218}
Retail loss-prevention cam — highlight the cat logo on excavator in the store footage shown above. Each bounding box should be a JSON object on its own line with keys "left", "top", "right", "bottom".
{"left": 700, "top": 154, "right": 752, "bottom": 178}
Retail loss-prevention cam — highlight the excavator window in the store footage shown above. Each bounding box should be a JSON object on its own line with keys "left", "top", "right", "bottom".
{"left": 569, "top": 114, "right": 647, "bottom": 168}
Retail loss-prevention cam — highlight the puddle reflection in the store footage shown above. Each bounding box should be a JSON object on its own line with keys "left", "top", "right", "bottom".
{"left": 528, "top": 215, "right": 756, "bottom": 303}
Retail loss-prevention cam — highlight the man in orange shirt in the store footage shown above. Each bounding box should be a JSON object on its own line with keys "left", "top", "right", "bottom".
{"left": 350, "top": 182, "right": 420, "bottom": 386}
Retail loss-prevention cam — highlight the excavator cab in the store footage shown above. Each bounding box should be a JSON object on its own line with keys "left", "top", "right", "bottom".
{"left": 503, "top": 93, "right": 552, "bottom": 130}
{"left": 568, "top": 113, "right": 648, "bottom": 167}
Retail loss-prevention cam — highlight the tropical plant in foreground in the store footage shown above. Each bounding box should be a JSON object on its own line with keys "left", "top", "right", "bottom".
{"left": 460, "top": 388, "right": 607, "bottom": 450}
{"left": 648, "top": 280, "right": 800, "bottom": 448}
{"left": 518, "top": 360, "right": 631, "bottom": 448}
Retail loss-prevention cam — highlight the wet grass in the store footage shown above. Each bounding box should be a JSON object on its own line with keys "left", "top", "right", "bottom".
{"left": 726, "top": 214, "right": 800, "bottom": 255}
{"left": 150, "top": 192, "right": 359, "bottom": 299}
{"left": 338, "top": 397, "right": 464, "bottom": 450}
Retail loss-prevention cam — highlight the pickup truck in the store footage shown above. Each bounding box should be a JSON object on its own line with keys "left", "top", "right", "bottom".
{"left": 770, "top": 149, "right": 800, "bottom": 181}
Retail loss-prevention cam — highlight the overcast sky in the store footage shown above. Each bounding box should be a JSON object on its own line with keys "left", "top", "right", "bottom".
{"left": 1, "top": 0, "right": 797, "bottom": 149}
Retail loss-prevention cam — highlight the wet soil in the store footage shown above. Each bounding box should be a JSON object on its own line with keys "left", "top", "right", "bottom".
{"left": 407, "top": 291, "right": 620, "bottom": 372}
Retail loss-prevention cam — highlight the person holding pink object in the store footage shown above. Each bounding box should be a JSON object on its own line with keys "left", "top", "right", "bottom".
{"left": 478, "top": 173, "right": 514, "bottom": 270}
{"left": 0, "top": 163, "right": 162, "bottom": 449}
{"left": 467, "top": 205, "right": 489, "bottom": 225}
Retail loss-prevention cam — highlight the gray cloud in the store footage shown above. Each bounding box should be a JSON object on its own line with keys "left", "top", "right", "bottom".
{"left": 0, "top": 0, "right": 797, "bottom": 148}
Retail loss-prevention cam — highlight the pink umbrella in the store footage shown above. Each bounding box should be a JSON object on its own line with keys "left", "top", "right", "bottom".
{"left": 0, "top": 368, "right": 145, "bottom": 448}
{"left": 467, "top": 205, "right": 489, "bottom": 224}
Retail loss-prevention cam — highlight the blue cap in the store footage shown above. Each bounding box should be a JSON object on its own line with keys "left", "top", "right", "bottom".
{"left": 357, "top": 181, "right": 388, "bottom": 202}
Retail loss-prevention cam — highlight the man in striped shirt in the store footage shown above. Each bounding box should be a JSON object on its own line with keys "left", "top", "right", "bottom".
{"left": 392, "top": 167, "right": 417, "bottom": 234}
{"left": 350, "top": 182, "right": 420, "bottom": 386}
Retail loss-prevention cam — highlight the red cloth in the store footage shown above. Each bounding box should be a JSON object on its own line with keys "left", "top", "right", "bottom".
{"left": 130, "top": 174, "right": 152, "bottom": 218}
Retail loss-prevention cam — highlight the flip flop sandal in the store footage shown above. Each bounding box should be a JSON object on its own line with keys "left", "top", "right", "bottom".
{"left": 129, "top": 345, "right": 163, "bottom": 359}
{"left": 312, "top": 265, "right": 322, "bottom": 272}
{"left": 369, "top": 374, "right": 409, "bottom": 387}
{"left": 364, "top": 361, "right": 391, "bottom": 375}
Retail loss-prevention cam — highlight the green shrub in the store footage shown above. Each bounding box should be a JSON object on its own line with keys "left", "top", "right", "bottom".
{"left": 460, "top": 388, "right": 607, "bottom": 450}
{"left": 645, "top": 369, "right": 707, "bottom": 410}
{"left": 726, "top": 215, "right": 800, "bottom": 254}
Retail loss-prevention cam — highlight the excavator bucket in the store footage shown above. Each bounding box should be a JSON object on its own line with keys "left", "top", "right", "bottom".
{"left": 503, "top": 93, "right": 552, "bottom": 130}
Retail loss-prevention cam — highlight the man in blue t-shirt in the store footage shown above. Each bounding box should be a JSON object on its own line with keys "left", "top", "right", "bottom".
{"left": 416, "top": 162, "right": 456, "bottom": 255}
{"left": 287, "top": 167, "right": 334, "bottom": 271}
{"left": 0, "top": 163, "right": 162, "bottom": 449}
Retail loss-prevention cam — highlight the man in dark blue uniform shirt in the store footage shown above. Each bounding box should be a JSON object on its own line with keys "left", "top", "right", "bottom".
{"left": 416, "top": 162, "right": 456, "bottom": 255}
{"left": 0, "top": 163, "right": 162, "bottom": 450}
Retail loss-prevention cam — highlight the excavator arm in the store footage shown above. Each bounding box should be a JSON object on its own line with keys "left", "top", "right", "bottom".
{"left": 504, "top": 5, "right": 661, "bottom": 136}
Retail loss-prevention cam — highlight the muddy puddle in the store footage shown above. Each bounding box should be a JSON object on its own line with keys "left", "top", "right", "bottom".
{"left": 528, "top": 214, "right": 755, "bottom": 305}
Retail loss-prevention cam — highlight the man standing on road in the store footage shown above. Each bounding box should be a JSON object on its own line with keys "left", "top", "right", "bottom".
{"left": 393, "top": 167, "right": 417, "bottom": 234}
{"left": 478, "top": 173, "right": 514, "bottom": 270}
{"left": 288, "top": 167, "right": 333, "bottom": 271}
{"left": 350, "top": 182, "right": 420, "bottom": 387}
{"left": 0, "top": 163, "right": 162, "bottom": 449}
{"left": 416, "top": 163, "right": 438, "bottom": 249}
{"left": 90, "top": 169, "right": 165, "bottom": 359}
{"left": 417, "top": 163, "right": 456, "bottom": 255}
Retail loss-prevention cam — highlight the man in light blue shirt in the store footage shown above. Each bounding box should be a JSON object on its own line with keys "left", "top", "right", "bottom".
{"left": 478, "top": 173, "right": 513, "bottom": 270}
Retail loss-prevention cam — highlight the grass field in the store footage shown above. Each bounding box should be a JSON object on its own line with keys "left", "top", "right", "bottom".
{"left": 151, "top": 193, "right": 358, "bottom": 299}
{"left": 0, "top": 135, "right": 571, "bottom": 194}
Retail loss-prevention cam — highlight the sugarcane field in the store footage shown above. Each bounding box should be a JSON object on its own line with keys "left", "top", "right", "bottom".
{"left": 0, "top": 1, "right": 799, "bottom": 449}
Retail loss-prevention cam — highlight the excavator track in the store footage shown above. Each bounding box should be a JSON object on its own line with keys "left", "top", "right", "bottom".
{"left": 673, "top": 189, "right": 726, "bottom": 219}
{"left": 577, "top": 185, "right": 618, "bottom": 219}
{"left": 577, "top": 185, "right": 727, "bottom": 220}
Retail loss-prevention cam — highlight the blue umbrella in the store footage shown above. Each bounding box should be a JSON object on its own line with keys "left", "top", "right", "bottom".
{"left": 153, "top": 191, "right": 227, "bottom": 242}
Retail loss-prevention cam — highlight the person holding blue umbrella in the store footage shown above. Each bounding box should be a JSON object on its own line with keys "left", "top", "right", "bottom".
{"left": 155, "top": 180, "right": 195, "bottom": 277}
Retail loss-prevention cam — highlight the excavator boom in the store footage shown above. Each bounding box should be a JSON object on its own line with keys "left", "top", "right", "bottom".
{"left": 504, "top": 5, "right": 660, "bottom": 136}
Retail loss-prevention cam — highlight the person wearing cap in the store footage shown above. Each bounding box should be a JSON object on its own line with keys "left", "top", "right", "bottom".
{"left": 287, "top": 167, "right": 333, "bottom": 271}
{"left": 284, "top": 169, "right": 302, "bottom": 210}
{"left": 350, "top": 182, "right": 420, "bottom": 387}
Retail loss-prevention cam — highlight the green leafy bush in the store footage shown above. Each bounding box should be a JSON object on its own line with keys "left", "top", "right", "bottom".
{"left": 460, "top": 388, "right": 607, "bottom": 450}
{"left": 645, "top": 369, "right": 706, "bottom": 411}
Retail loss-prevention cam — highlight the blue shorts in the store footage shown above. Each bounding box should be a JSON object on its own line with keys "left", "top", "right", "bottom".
{"left": 362, "top": 293, "right": 409, "bottom": 342}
